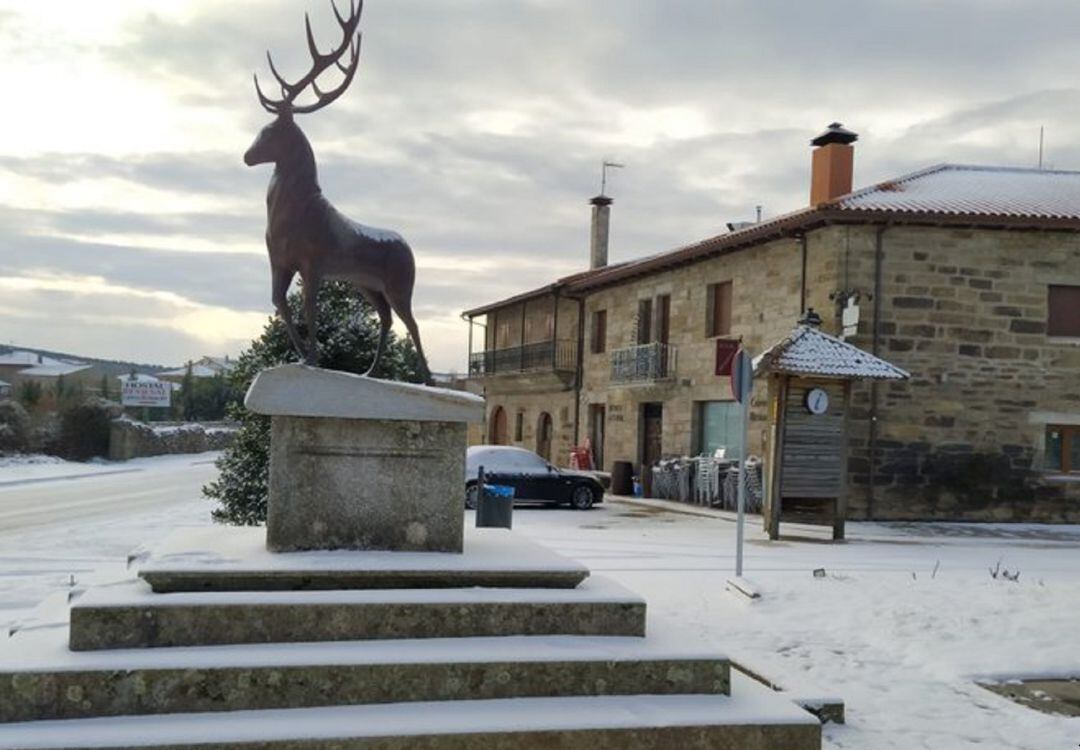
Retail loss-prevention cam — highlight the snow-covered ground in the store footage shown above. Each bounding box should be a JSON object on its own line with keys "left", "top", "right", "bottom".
{"left": 1, "top": 463, "right": 1078, "bottom": 749}
{"left": 0, "top": 453, "right": 219, "bottom": 622}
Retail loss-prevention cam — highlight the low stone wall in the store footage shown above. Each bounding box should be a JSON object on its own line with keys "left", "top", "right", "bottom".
{"left": 108, "top": 419, "right": 236, "bottom": 461}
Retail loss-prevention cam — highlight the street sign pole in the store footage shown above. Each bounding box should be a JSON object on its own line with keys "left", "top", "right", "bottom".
{"left": 732, "top": 350, "right": 753, "bottom": 578}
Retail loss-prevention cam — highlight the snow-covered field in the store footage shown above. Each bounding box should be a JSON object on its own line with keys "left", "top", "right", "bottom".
{"left": 1, "top": 460, "right": 1078, "bottom": 749}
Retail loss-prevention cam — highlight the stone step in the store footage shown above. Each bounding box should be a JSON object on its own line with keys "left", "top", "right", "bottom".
{"left": 0, "top": 691, "right": 820, "bottom": 749}
{"left": 136, "top": 526, "right": 589, "bottom": 592}
{"left": 0, "top": 631, "right": 729, "bottom": 723}
{"left": 69, "top": 577, "right": 646, "bottom": 651}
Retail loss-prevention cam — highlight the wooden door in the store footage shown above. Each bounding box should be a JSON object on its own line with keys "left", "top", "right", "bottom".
{"left": 642, "top": 402, "right": 663, "bottom": 469}
{"left": 589, "top": 404, "right": 606, "bottom": 470}
{"left": 490, "top": 406, "right": 508, "bottom": 445}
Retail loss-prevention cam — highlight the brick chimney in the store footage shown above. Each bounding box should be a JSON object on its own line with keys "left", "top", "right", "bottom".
{"left": 589, "top": 195, "right": 612, "bottom": 269}
{"left": 810, "top": 122, "right": 858, "bottom": 206}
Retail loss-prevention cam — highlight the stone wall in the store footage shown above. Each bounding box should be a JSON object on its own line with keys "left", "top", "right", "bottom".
{"left": 832, "top": 225, "right": 1080, "bottom": 522}
{"left": 579, "top": 233, "right": 834, "bottom": 471}
{"left": 108, "top": 419, "right": 236, "bottom": 461}
{"left": 468, "top": 222, "right": 1080, "bottom": 521}
{"left": 481, "top": 384, "right": 578, "bottom": 467}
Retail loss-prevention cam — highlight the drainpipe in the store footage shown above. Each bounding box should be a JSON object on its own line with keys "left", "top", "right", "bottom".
{"left": 868, "top": 224, "right": 888, "bottom": 519}
{"left": 573, "top": 297, "right": 585, "bottom": 445}
{"left": 798, "top": 233, "right": 808, "bottom": 313}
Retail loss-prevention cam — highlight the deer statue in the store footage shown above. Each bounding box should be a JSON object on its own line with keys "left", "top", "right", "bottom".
{"left": 243, "top": 0, "right": 432, "bottom": 384}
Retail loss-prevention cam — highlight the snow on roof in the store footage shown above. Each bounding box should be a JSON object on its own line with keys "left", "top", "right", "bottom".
{"left": 17, "top": 362, "right": 92, "bottom": 378}
{"left": 117, "top": 373, "right": 164, "bottom": 383}
{"left": 753, "top": 325, "right": 909, "bottom": 381}
{"left": 831, "top": 164, "right": 1080, "bottom": 219}
{"left": 158, "top": 364, "right": 224, "bottom": 378}
{"left": 0, "top": 350, "right": 71, "bottom": 368}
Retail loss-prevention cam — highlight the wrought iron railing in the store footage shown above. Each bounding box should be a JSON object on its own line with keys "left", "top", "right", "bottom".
{"left": 610, "top": 342, "right": 677, "bottom": 384}
{"left": 469, "top": 340, "right": 577, "bottom": 377}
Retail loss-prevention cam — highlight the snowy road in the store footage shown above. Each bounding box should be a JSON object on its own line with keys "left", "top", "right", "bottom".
{"left": 0, "top": 454, "right": 219, "bottom": 531}
{"left": 0, "top": 453, "right": 218, "bottom": 622}
{"left": 1, "top": 457, "right": 1078, "bottom": 749}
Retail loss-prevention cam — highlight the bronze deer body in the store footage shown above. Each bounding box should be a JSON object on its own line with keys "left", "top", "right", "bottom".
{"left": 244, "top": 0, "right": 432, "bottom": 382}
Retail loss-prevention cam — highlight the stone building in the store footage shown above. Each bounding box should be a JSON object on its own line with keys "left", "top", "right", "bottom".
{"left": 464, "top": 124, "right": 1080, "bottom": 522}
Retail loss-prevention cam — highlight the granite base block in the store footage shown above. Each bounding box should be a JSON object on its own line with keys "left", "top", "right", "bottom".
{"left": 266, "top": 416, "right": 465, "bottom": 553}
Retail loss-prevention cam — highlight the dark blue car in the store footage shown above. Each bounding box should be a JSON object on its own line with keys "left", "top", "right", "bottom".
{"left": 465, "top": 445, "right": 605, "bottom": 511}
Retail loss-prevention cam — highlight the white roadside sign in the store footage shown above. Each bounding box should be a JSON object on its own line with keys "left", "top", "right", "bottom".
{"left": 121, "top": 379, "right": 171, "bottom": 408}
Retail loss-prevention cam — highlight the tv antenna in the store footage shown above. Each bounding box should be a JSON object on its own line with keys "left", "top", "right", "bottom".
{"left": 600, "top": 160, "right": 624, "bottom": 196}
{"left": 1038, "top": 126, "right": 1045, "bottom": 169}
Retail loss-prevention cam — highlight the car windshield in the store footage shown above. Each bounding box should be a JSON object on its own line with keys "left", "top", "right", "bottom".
{"left": 466, "top": 447, "right": 550, "bottom": 476}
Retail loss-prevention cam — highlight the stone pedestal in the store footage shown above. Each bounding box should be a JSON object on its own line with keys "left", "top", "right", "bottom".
{"left": 245, "top": 364, "right": 484, "bottom": 553}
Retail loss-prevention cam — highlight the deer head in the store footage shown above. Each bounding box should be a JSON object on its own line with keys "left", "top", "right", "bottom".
{"left": 243, "top": 0, "right": 363, "bottom": 167}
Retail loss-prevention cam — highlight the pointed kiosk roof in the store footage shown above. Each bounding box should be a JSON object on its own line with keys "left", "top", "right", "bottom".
{"left": 753, "top": 324, "right": 909, "bottom": 381}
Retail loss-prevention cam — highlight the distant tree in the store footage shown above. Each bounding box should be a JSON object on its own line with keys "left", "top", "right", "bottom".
{"left": 181, "top": 362, "right": 196, "bottom": 420}
{"left": 99, "top": 374, "right": 111, "bottom": 401}
{"left": 203, "top": 281, "right": 424, "bottom": 525}
{"left": 17, "top": 381, "right": 42, "bottom": 409}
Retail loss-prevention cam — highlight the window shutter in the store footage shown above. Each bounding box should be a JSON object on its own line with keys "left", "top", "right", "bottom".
{"left": 591, "top": 310, "right": 607, "bottom": 354}
{"left": 1048, "top": 285, "right": 1080, "bottom": 337}
{"left": 715, "top": 281, "right": 732, "bottom": 336}
{"left": 637, "top": 299, "right": 653, "bottom": 345}
{"left": 657, "top": 295, "right": 671, "bottom": 344}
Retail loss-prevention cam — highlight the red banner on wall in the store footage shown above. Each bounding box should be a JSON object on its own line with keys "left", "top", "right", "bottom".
{"left": 715, "top": 338, "right": 739, "bottom": 376}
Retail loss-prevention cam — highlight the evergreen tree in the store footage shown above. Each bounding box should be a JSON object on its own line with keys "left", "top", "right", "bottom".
{"left": 181, "top": 363, "right": 196, "bottom": 420}
{"left": 203, "top": 281, "right": 424, "bottom": 525}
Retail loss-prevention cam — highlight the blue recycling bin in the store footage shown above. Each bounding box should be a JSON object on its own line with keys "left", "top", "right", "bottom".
{"left": 477, "top": 483, "right": 514, "bottom": 529}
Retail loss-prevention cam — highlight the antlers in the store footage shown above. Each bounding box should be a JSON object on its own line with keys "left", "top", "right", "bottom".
{"left": 254, "top": 0, "right": 363, "bottom": 115}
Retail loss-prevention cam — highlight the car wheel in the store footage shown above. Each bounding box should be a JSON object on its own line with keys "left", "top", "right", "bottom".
{"left": 570, "top": 485, "right": 595, "bottom": 510}
{"left": 465, "top": 484, "right": 479, "bottom": 510}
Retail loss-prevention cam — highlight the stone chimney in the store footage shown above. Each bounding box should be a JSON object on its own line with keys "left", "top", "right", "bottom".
{"left": 589, "top": 195, "right": 613, "bottom": 269}
{"left": 810, "top": 122, "right": 858, "bottom": 206}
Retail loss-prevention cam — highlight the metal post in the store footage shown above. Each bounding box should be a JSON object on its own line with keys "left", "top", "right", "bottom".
{"left": 735, "top": 387, "right": 750, "bottom": 577}
{"left": 734, "top": 350, "right": 753, "bottom": 579}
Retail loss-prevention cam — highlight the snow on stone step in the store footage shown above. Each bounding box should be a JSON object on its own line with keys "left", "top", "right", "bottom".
{"left": 0, "top": 691, "right": 820, "bottom": 749}
{"left": 137, "top": 526, "right": 590, "bottom": 591}
{"left": 0, "top": 629, "right": 731, "bottom": 722}
{"left": 70, "top": 576, "right": 647, "bottom": 649}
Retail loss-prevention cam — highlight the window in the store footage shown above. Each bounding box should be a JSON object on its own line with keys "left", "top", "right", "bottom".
{"left": 637, "top": 299, "right": 653, "bottom": 345}
{"left": 495, "top": 316, "right": 513, "bottom": 349}
{"left": 514, "top": 411, "right": 524, "bottom": 442}
{"left": 591, "top": 310, "right": 607, "bottom": 354}
{"left": 706, "top": 281, "right": 733, "bottom": 337}
{"left": 1045, "top": 425, "right": 1080, "bottom": 473}
{"left": 1048, "top": 285, "right": 1080, "bottom": 337}
{"left": 524, "top": 313, "right": 552, "bottom": 344}
{"left": 696, "top": 401, "right": 743, "bottom": 458}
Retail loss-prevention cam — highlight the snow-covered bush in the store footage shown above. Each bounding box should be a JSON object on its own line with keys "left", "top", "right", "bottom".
{"left": 0, "top": 399, "right": 31, "bottom": 453}
{"left": 203, "top": 281, "right": 424, "bottom": 525}
{"left": 51, "top": 398, "right": 122, "bottom": 460}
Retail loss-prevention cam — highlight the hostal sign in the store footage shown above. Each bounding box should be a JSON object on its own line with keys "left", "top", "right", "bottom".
{"left": 121, "top": 379, "right": 171, "bottom": 408}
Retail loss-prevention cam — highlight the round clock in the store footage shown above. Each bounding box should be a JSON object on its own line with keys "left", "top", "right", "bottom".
{"left": 805, "top": 388, "right": 829, "bottom": 415}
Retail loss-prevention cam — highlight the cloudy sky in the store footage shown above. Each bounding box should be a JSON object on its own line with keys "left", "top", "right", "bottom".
{"left": 2, "top": 0, "right": 1078, "bottom": 371}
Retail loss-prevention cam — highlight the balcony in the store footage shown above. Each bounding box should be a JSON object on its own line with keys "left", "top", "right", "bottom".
{"left": 610, "top": 342, "right": 678, "bottom": 384}
{"left": 469, "top": 340, "right": 577, "bottom": 377}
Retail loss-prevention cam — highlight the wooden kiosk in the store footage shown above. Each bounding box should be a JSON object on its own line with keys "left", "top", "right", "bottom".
{"left": 755, "top": 312, "right": 908, "bottom": 540}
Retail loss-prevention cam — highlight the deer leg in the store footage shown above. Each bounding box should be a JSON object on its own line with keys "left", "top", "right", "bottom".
{"left": 272, "top": 266, "right": 307, "bottom": 360}
{"left": 300, "top": 273, "right": 320, "bottom": 366}
{"left": 386, "top": 293, "right": 434, "bottom": 386}
{"left": 357, "top": 287, "right": 392, "bottom": 377}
